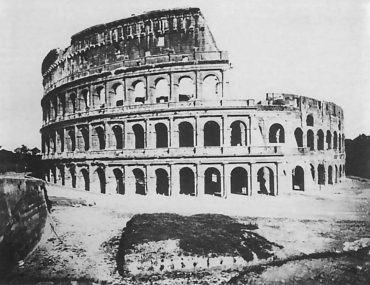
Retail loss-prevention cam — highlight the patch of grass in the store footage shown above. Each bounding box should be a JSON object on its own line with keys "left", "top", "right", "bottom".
{"left": 117, "top": 213, "right": 281, "bottom": 272}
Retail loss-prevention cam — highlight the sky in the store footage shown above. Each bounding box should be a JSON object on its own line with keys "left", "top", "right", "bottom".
{"left": 0, "top": 0, "right": 369, "bottom": 150}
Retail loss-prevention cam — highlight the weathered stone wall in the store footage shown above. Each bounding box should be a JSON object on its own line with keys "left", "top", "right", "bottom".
{"left": 0, "top": 177, "right": 47, "bottom": 278}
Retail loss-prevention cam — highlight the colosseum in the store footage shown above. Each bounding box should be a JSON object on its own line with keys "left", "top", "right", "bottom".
{"left": 41, "top": 8, "right": 345, "bottom": 198}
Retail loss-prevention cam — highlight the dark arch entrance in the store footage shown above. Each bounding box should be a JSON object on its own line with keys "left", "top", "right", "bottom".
{"left": 257, "top": 167, "right": 274, "bottom": 195}
{"left": 292, "top": 166, "right": 304, "bottom": 191}
{"left": 230, "top": 167, "right": 248, "bottom": 195}
{"left": 230, "top": 121, "right": 247, "bottom": 146}
{"left": 155, "top": 123, "right": 168, "bottom": 148}
{"left": 112, "top": 125, "right": 123, "bottom": 149}
{"left": 70, "top": 166, "right": 76, "bottom": 188}
{"left": 269, "top": 124, "right": 285, "bottom": 143}
{"left": 204, "top": 168, "right": 221, "bottom": 197}
{"left": 317, "top": 130, "right": 324, "bottom": 150}
{"left": 96, "top": 168, "right": 106, "bottom": 194}
{"left": 133, "top": 168, "right": 145, "bottom": 195}
{"left": 204, "top": 121, "right": 220, "bottom": 146}
{"left": 155, "top": 169, "right": 169, "bottom": 196}
{"left": 307, "top": 130, "right": 314, "bottom": 150}
{"left": 328, "top": 165, "right": 333, "bottom": 185}
{"left": 294, "top": 128, "right": 303, "bottom": 147}
{"left": 81, "top": 128, "right": 89, "bottom": 151}
{"left": 133, "top": 124, "right": 144, "bottom": 149}
{"left": 80, "top": 169, "right": 89, "bottom": 191}
{"left": 179, "top": 122, "right": 194, "bottom": 147}
{"left": 326, "top": 131, "right": 332, "bottom": 149}
{"left": 179, "top": 167, "right": 195, "bottom": 196}
{"left": 318, "top": 164, "right": 325, "bottom": 185}
{"left": 113, "top": 168, "right": 125, "bottom": 194}
{"left": 95, "top": 127, "right": 105, "bottom": 150}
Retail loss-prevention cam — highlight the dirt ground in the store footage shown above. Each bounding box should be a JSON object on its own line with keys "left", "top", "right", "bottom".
{"left": 2, "top": 177, "right": 370, "bottom": 284}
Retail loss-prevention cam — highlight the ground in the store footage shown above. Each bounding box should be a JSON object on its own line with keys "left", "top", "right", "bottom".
{"left": 2, "top": 176, "right": 370, "bottom": 284}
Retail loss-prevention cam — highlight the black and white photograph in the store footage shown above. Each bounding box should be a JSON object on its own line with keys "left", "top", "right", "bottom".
{"left": 0, "top": 0, "right": 370, "bottom": 284}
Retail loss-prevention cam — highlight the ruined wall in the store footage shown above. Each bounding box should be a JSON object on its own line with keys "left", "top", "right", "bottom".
{"left": 40, "top": 8, "right": 345, "bottom": 199}
{"left": 0, "top": 177, "right": 47, "bottom": 278}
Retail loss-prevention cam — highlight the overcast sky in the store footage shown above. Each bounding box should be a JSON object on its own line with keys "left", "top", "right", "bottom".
{"left": 0, "top": 0, "right": 369, "bottom": 150}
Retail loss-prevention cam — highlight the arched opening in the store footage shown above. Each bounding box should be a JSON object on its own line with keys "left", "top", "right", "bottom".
{"left": 230, "top": 167, "right": 248, "bottom": 195}
{"left": 112, "top": 125, "right": 123, "bottom": 149}
{"left": 69, "top": 166, "right": 76, "bottom": 188}
{"left": 79, "top": 89, "right": 89, "bottom": 111}
{"left": 114, "top": 84, "right": 124, "bottom": 106}
{"left": 133, "top": 81, "right": 145, "bottom": 104}
{"left": 326, "top": 131, "right": 332, "bottom": 149}
{"left": 204, "top": 121, "right": 220, "bottom": 146}
{"left": 338, "top": 134, "right": 342, "bottom": 152}
{"left": 155, "top": 169, "right": 169, "bottom": 196}
{"left": 179, "top": 167, "right": 195, "bottom": 196}
{"left": 113, "top": 168, "right": 125, "bottom": 195}
{"left": 93, "top": 87, "right": 105, "bottom": 108}
{"left": 318, "top": 164, "right": 325, "bottom": 185}
{"left": 257, "top": 167, "right": 274, "bottom": 195}
{"left": 155, "top": 79, "right": 169, "bottom": 103}
{"left": 328, "top": 165, "right": 333, "bottom": 185}
{"left": 204, "top": 168, "right": 222, "bottom": 196}
{"left": 306, "top": 114, "right": 314, "bottom": 126}
{"left": 132, "top": 124, "right": 144, "bottom": 149}
{"left": 307, "top": 130, "right": 314, "bottom": 150}
{"left": 203, "top": 75, "right": 220, "bottom": 100}
{"left": 317, "top": 130, "right": 324, "bottom": 150}
{"left": 310, "top": 164, "right": 315, "bottom": 181}
{"left": 133, "top": 168, "right": 145, "bottom": 195}
{"left": 269, "top": 124, "right": 285, "bottom": 143}
{"left": 333, "top": 131, "right": 338, "bottom": 149}
{"left": 67, "top": 129, "right": 75, "bottom": 151}
{"left": 178, "top": 77, "right": 194, "bottom": 101}
{"left": 230, "top": 121, "right": 247, "bottom": 146}
{"left": 94, "top": 126, "right": 105, "bottom": 150}
{"left": 179, "top": 122, "right": 194, "bottom": 147}
{"left": 96, "top": 168, "right": 106, "bottom": 194}
{"left": 80, "top": 169, "right": 89, "bottom": 191}
{"left": 81, "top": 128, "right": 89, "bottom": 151}
{"left": 294, "top": 128, "right": 303, "bottom": 147}
{"left": 339, "top": 165, "right": 342, "bottom": 178}
{"left": 335, "top": 165, "right": 338, "bottom": 183}
{"left": 155, "top": 123, "right": 168, "bottom": 148}
{"left": 292, "top": 166, "right": 304, "bottom": 191}
{"left": 57, "top": 130, "right": 64, "bottom": 153}
{"left": 69, "top": 93, "right": 76, "bottom": 113}
{"left": 59, "top": 95, "right": 66, "bottom": 116}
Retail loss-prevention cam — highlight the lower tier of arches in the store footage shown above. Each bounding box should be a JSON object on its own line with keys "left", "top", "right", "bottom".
{"left": 44, "top": 160, "right": 345, "bottom": 197}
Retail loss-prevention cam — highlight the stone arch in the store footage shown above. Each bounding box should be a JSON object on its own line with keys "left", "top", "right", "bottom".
{"left": 79, "top": 127, "right": 89, "bottom": 151}
{"left": 80, "top": 168, "right": 89, "bottom": 191}
{"left": 307, "top": 130, "right": 314, "bottom": 150}
{"left": 179, "top": 167, "right": 195, "bottom": 195}
{"left": 326, "top": 130, "right": 332, "bottom": 149}
{"left": 93, "top": 126, "right": 105, "bottom": 150}
{"left": 338, "top": 134, "right": 342, "bottom": 151}
{"left": 204, "top": 121, "right": 220, "bottom": 146}
{"left": 67, "top": 129, "right": 76, "bottom": 151}
{"left": 112, "top": 125, "right": 123, "bottom": 149}
{"left": 133, "top": 168, "right": 145, "bottom": 195}
{"left": 179, "top": 121, "right": 194, "bottom": 147}
{"left": 178, "top": 77, "right": 194, "bottom": 101}
{"left": 292, "top": 166, "right": 304, "bottom": 191}
{"left": 69, "top": 93, "right": 77, "bottom": 113}
{"left": 113, "top": 168, "right": 125, "bottom": 195}
{"left": 257, "top": 167, "right": 274, "bottom": 195}
{"left": 328, "top": 165, "right": 333, "bottom": 185}
{"left": 59, "top": 94, "right": 66, "bottom": 116}
{"left": 269, "top": 123, "right": 285, "bottom": 143}
{"left": 56, "top": 130, "right": 64, "bottom": 153}
{"left": 294, "top": 128, "right": 303, "bottom": 147}
{"left": 230, "top": 121, "right": 247, "bottom": 146}
{"left": 132, "top": 124, "right": 144, "bottom": 149}
{"left": 113, "top": 83, "right": 125, "bottom": 106}
{"left": 318, "top": 164, "right": 325, "bottom": 185}
{"left": 69, "top": 165, "right": 77, "bottom": 188}
{"left": 204, "top": 167, "right": 222, "bottom": 196}
{"left": 306, "top": 114, "right": 314, "bottom": 126}
{"left": 317, "top": 129, "right": 324, "bottom": 150}
{"left": 133, "top": 81, "right": 145, "bottom": 104}
{"left": 333, "top": 131, "right": 338, "bottom": 149}
{"left": 154, "top": 78, "right": 169, "bottom": 103}
{"left": 230, "top": 167, "right": 248, "bottom": 195}
{"left": 202, "top": 75, "right": 220, "bottom": 100}
{"left": 93, "top": 86, "right": 105, "bottom": 108}
{"left": 95, "top": 167, "right": 106, "bottom": 194}
{"left": 155, "top": 168, "right": 169, "bottom": 196}
{"left": 155, "top": 123, "right": 168, "bottom": 148}
{"left": 79, "top": 89, "right": 89, "bottom": 111}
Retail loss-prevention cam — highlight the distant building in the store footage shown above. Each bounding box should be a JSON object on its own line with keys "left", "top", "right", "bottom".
{"left": 345, "top": 135, "right": 370, "bottom": 179}
{"left": 41, "top": 8, "right": 345, "bottom": 196}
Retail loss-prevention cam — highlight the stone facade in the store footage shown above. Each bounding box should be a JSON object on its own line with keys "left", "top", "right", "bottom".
{"left": 40, "top": 8, "right": 345, "bottom": 197}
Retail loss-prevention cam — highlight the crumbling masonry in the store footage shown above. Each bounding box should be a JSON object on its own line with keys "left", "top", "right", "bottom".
{"left": 41, "top": 8, "right": 345, "bottom": 197}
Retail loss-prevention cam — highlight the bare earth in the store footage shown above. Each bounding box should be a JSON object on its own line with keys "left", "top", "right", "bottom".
{"left": 3, "top": 177, "right": 370, "bottom": 284}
